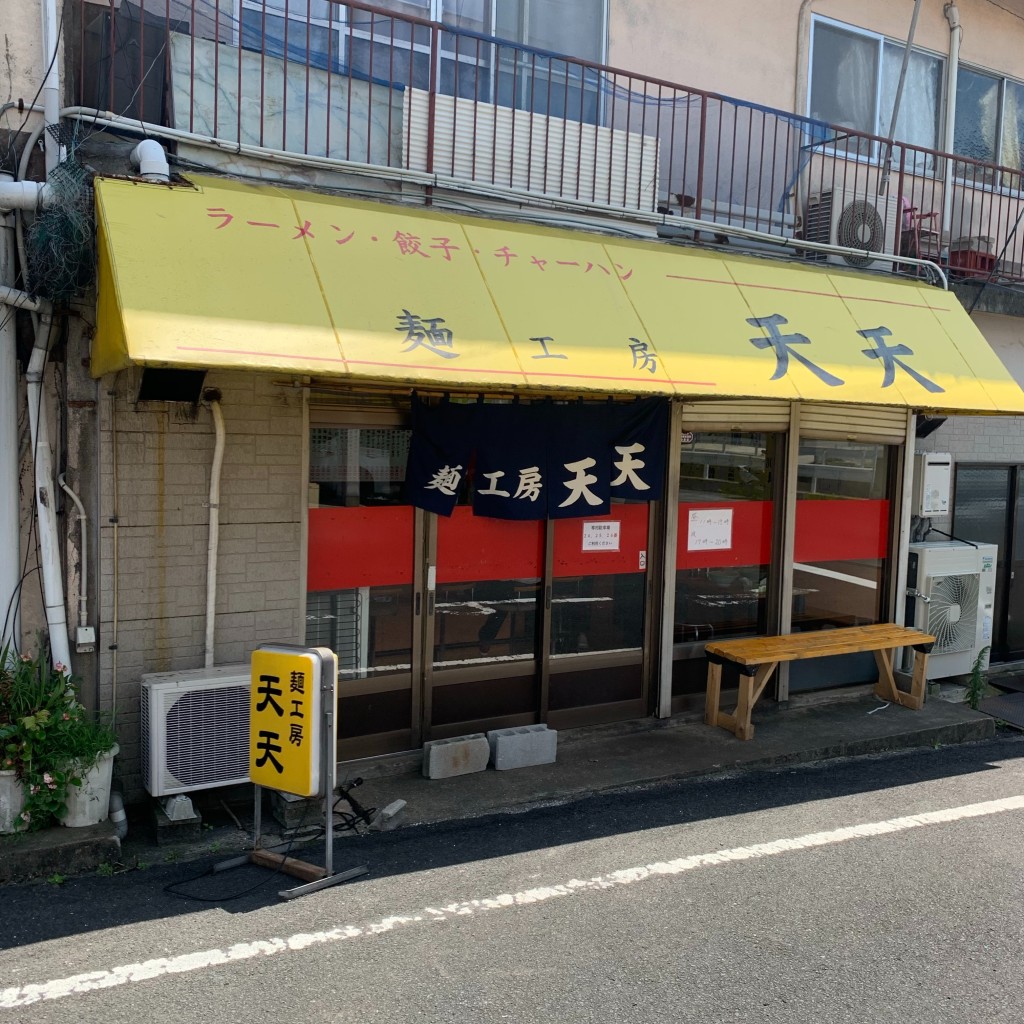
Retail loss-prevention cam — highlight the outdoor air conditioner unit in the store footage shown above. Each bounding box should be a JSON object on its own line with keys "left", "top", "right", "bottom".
{"left": 804, "top": 187, "right": 900, "bottom": 270}
{"left": 141, "top": 665, "right": 251, "bottom": 797}
{"left": 404, "top": 88, "right": 661, "bottom": 212}
{"left": 905, "top": 541, "right": 997, "bottom": 681}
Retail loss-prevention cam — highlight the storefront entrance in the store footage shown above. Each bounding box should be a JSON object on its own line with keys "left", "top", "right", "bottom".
{"left": 306, "top": 411, "right": 656, "bottom": 760}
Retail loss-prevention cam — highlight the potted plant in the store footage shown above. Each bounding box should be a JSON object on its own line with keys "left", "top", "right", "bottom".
{"left": 0, "top": 644, "right": 118, "bottom": 832}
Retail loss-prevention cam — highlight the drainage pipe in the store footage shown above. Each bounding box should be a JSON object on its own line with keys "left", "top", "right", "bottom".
{"left": 204, "top": 394, "right": 225, "bottom": 669}
{"left": 0, "top": 175, "right": 51, "bottom": 652}
{"left": 129, "top": 140, "right": 170, "bottom": 183}
{"left": 25, "top": 312, "right": 72, "bottom": 670}
{"left": 40, "top": 0, "right": 63, "bottom": 174}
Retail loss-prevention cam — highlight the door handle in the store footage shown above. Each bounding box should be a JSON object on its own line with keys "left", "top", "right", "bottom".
{"left": 415, "top": 592, "right": 421, "bottom": 616}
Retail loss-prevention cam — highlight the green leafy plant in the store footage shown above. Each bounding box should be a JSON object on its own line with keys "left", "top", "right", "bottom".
{"left": 96, "top": 863, "right": 115, "bottom": 877}
{"left": 0, "top": 642, "right": 117, "bottom": 831}
{"left": 965, "top": 646, "right": 992, "bottom": 711}
{"left": 46, "top": 872, "right": 66, "bottom": 886}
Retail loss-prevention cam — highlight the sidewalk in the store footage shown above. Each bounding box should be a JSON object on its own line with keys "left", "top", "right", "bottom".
{"left": 0, "top": 693, "right": 1000, "bottom": 884}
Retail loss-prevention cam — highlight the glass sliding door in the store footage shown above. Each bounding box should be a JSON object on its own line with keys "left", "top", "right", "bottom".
{"left": 306, "top": 422, "right": 419, "bottom": 758}
{"left": 428, "top": 509, "right": 544, "bottom": 736}
{"left": 547, "top": 502, "right": 651, "bottom": 727}
{"left": 790, "top": 438, "right": 894, "bottom": 690}
{"left": 671, "top": 431, "right": 780, "bottom": 702}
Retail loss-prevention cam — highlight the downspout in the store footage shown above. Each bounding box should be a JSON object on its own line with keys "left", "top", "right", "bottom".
{"left": 26, "top": 313, "right": 72, "bottom": 669}
{"left": 40, "top": 0, "right": 64, "bottom": 174}
{"left": 942, "top": 3, "right": 961, "bottom": 243}
{"left": 0, "top": 176, "right": 50, "bottom": 654}
{"left": 204, "top": 393, "right": 225, "bottom": 669}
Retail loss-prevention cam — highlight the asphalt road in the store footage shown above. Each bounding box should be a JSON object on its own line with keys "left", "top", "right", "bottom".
{"left": 3, "top": 736, "right": 1024, "bottom": 1024}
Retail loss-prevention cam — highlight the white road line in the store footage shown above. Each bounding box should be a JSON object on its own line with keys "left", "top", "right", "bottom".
{"left": 4, "top": 794, "right": 1023, "bottom": 1010}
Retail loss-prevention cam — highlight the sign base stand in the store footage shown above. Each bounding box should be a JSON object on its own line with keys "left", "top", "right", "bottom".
{"left": 213, "top": 784, "right": 368, "bottom": 900}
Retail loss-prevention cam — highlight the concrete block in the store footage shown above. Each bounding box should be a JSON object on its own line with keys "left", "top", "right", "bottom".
{"left": 487, "top": 724, "right": 558, "bottom": 770}
{"left": 422, "top": 734, "right": 490, "bottom": 779}
{"left": 150, "top": 797, "right": 202, "bottom": 844}
{"left": 270, "top": 789, "right": 321, "bottom": 831}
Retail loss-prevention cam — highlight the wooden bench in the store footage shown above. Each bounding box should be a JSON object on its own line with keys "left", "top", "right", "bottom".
{"left": 704, "top": 623, "right": 936, "bottom": 740}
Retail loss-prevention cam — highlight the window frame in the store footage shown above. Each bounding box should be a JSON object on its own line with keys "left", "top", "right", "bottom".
{"left": 807, "top": 14, "right": 945, "bottom": 169}
{"left": 954, "top": 61, "right": 1024, "bottom": 192}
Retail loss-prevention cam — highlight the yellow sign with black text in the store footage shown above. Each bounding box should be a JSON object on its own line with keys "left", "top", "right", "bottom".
{"left": 249, "top": 646, "right": 335, "bottom": 797}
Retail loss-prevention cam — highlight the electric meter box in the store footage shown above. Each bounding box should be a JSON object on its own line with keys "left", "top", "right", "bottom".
{"left": 913, "top": 452, "right": 952, "bottom": 517}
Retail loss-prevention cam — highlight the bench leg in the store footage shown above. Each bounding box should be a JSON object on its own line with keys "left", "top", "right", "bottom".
{"left": 735, "top": 662, "right": 777, "bottom": 740}
{"left": 873, "top": 647, "right": 924, "bottom": 710}
{"left": 908, "top": 649, "right": 929, "bottom": 709}
{"left": 705, "top": 659, "right": 723, "bottom": 728}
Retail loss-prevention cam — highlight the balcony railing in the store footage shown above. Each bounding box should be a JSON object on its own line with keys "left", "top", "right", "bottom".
{"left": 70, "top": 0, "right": 1024, "bottom": 286}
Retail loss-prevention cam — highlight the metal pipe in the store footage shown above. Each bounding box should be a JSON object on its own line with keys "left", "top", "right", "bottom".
{"left": 204, "top": 395, "right": 226, "bottom": 668}
{"left": 879, "top": 0, "right": 923, "bottom": 196}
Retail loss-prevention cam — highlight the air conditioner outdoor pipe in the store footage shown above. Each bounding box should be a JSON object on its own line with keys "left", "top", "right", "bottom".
{"left": 57, "top": 473, "right": 88, "bottom": 631}
{"left": 204, "top": 394, "right": 225, "bottom": 669}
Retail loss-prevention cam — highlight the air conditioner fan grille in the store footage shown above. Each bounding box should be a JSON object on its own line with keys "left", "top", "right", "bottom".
{"left": 164, "top": 686, "right": 250, "bottom": 789}
{"left": 925, "top": 572, "right": 980, "bottom": 654}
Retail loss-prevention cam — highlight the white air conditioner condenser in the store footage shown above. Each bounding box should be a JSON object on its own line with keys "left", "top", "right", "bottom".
{"left": 141, "top": 665, "right": 251, "bottom": 796}
{"left": 804, "top": 187, "right": 900, "bottom": 270}
{"left": 905, "top": 541, "right": 996, "bottom": 680}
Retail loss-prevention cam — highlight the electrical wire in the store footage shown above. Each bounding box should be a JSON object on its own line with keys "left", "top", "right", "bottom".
{"left": 162, "top": 794, "right": 323, "bottom": 903}
{"left": 162, "top": 778, "right": 373, "bottom": 903}
{"left": 3, "top": 8, "right": 65, "bottom": 170}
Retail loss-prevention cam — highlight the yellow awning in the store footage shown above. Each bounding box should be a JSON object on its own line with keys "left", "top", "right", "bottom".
{"left": 93, "top": 174, "right": 1024, "bottom": 413}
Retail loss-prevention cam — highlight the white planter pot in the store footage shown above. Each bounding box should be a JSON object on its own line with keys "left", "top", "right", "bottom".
{"left": 0, "top": 768, "right": 26, "bottom": 834}
{"left": 62, "top": 744, "right": 119, "bottom": 828}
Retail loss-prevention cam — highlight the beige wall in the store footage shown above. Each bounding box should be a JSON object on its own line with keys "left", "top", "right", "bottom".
{"left": 607, "top": 0, "right": 1024, "bottom": 114}
{"left": 96, "top": 370, "right": 304, "bottom": 799}
{"left": 1, "top": 2, "right": 51, "bottom": 137}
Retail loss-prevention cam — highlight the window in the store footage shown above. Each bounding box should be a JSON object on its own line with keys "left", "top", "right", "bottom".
{"left": 238, "top": 1, "right": 607, "bottom": 115}
{"left": 954, "top": 66, "right": 1024, "bottom": 185}
{"left": 809, "top": 17, "right": 943, "bottom": 163}
{"left": 239, "top": 0, "right": 346, "bottom": 72}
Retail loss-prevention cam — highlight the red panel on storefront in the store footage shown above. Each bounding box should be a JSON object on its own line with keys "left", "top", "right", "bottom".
{"left": 437, "top": 507, "right": 545, "bottom": 583}
{"left": 553, "top": 504, "right": 650, "bottom": 577}
{"left": 308, "top": 498, "right": 890, "bottom": 591}
{"left": 307, "top": 506, "right": 414, "bottom": 590}
{"left": 795, "top": 499, "right": 890, "bottom": 561}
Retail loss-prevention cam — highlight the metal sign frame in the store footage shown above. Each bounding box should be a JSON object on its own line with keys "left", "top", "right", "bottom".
{"left": 214, "top": 644, "right": 367, "bottom": 900}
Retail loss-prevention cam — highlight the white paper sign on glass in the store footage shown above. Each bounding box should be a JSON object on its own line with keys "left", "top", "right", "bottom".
{"left": 687, "top": 508, "right": 734, "bottom": 551}
{"left": 582, "top": 520, "right": 621, "bottom": 551}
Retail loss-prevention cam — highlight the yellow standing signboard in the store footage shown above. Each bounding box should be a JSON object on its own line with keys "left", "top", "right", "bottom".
{"left": 249, "top": 646, "right": 337, "bottom": 798}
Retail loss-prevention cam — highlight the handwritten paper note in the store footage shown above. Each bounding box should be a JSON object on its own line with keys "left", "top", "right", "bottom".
{"left": 687, "top": 509, "right": 733, "bottom": 551}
